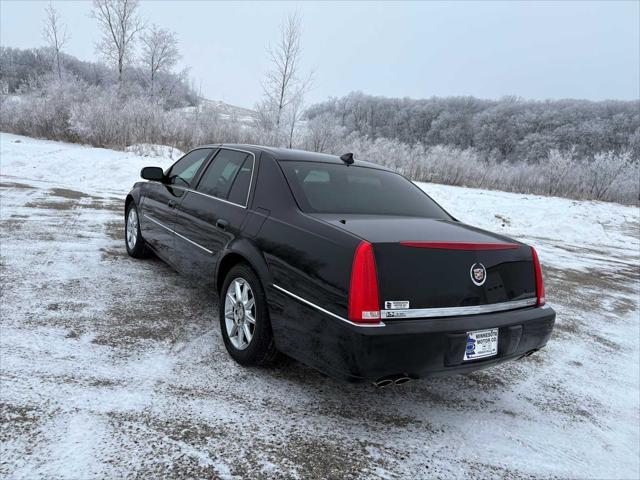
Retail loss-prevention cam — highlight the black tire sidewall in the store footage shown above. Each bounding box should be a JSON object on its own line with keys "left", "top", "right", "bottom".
{"left": 219, "top": 263, "right": 274, "bottom": 365}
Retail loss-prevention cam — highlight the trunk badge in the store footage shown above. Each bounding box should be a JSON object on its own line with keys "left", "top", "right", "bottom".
{"left": 470, "top": 263, "right": 487, "bottom": 286}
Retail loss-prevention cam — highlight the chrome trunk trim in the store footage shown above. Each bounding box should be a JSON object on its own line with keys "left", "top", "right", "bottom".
{"left": 380, "top": 297, "right": 537, "bottom": 319}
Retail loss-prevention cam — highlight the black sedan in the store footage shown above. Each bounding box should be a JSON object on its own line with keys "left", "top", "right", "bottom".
{"left": 124, "top": 145, "right": 555, "bottom": 385}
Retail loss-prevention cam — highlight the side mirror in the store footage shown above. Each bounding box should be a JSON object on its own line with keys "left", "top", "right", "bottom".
{"left": 141, "top": 166, "right": 164, "bottom": 182}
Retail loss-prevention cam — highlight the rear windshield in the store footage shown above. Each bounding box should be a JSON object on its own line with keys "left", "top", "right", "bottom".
{"left": 279, "top": 161, "right": 452, "bottom": 219}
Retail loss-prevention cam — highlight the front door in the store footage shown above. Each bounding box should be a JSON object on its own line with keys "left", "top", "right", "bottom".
{"left": 139, "top": 148, "right": 214, "bottom": 265}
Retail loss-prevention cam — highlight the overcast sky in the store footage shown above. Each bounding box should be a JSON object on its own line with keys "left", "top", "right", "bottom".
{"left": 1, "top": 0, "right": 638, "bottom": 108}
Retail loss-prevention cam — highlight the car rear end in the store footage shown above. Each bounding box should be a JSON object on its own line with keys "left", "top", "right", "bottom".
{"left": 276, "top": 158, "right": 555, "bottom": 382}
{"left": 331, "top": 237, "right": 554, "bottom": 382}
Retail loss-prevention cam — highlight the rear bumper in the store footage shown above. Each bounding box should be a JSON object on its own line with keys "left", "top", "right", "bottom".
{"left": 269, "top": 287, "right": 555, "bottom": 382}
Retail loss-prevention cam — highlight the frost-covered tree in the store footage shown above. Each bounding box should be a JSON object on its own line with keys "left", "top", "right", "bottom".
{"left": 582, "top": 150, "right": 633, "bottom": 200}
{"left": 305, "top": 93, "right": 640, "bottom": 163}
{"left": 258, "top": 12, "right": 313, "bottom": 146}
{"left": 91, "top": 0, "right": 144, "bottom": 84}
{"left": 302, "top": 113, "right": 346, "bottom": 153}
{"left": 140, "top": 24, "right": 180, "bottom": 94}
{"left": 42, "top": 2, "right": 69, "bottom": 81}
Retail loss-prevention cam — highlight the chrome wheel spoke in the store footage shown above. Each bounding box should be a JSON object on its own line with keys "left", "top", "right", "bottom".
{"left": 226, "top": 293, "right": 237, "bottom": 306}
{"left": 245, "top": 312, "right": 255, "bottom": 324}
{"left": 234, "top": 280, "right": 242, "bottom": 303}
{"left": 243, "top": 323, "right": 252, "bottom": 342}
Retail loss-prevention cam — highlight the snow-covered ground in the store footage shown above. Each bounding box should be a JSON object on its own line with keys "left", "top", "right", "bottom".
{"left": 1, "top": 132, "right": 638, "bottom": 479}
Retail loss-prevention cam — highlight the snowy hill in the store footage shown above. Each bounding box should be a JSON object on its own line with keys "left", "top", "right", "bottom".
{"left": 177, "top": 98, "right": 256, "bottom": 124}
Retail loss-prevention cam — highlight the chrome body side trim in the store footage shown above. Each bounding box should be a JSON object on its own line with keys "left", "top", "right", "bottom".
{"left": 271, "top": 284, "right": 386, "bottom": 328}
{"left": 144, "top": 214, "right": 213, "bottom": 255}
{"left": 380, "top": 297, "right": 537, "bottom": 319}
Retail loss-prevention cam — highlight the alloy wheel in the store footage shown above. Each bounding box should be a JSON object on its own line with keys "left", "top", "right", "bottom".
{"left": 126, "top": 207, "right": 138, "bottom": 250}
{"left": 224, "top": 278, "right": 256, "bottom": 350}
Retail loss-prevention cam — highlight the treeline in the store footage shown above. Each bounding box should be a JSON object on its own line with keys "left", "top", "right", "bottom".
{"left": 0, "top": 46, "right": 198, "bottom": 109}
{"left": 0, "top": 72, "right": 257, "bottom": 152}
{"left": 334, "top": 137, "right": 638, "bottom": 205}
{"left": 1, "top": 69, "right": 637, "bottom": 204}
{"left": 305, "top": 92, "right": 640, "bottom": 163}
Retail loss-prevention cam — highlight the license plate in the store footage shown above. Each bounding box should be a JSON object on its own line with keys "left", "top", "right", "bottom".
{"left": 464, "top": 328, "right": 498, "bottom": 361}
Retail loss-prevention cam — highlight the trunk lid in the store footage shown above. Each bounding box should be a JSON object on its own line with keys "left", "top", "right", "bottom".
{"left": 313, "top": 214, "right": 537, "bottom": 315}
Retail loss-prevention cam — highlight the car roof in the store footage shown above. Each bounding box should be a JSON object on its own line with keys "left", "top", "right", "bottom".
{"left": 198, "top": 144, "right": 392, "bottom": 171}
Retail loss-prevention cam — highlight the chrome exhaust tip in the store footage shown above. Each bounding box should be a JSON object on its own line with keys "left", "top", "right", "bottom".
{"left": 373, "top": 378, "right": 394, "bottom": 388}
{"left": 518, "top": 349, "right": 539, "bottom": 360}
{"left": 373, "top": 374, "right": 411, "bottom": 388}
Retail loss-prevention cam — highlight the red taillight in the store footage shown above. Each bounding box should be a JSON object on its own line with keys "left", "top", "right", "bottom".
{"left": 348, "top": 241, "right": 381, "bottom": 323}
{"left": 531, "top": 246, "right": 546, "bottom": 306}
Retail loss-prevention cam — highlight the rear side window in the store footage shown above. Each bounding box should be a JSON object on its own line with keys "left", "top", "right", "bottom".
{"left": 196, "top": 149, "right": 253, "bottom": 205}
{"left": 227, "top": 156, "right": 254, "bottom": 205}
{"left": 279, "top": 161, "right": 452, "bottom": 219}
{"left": 166, "top": 148, "right": 212, "bottom": 187}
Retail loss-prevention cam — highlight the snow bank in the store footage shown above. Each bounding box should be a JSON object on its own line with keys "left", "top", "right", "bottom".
{"left": 0, "top": 133, "right": 175, "bottom": 194}
{"left": 125, "top": 144, "right": 184, "bottom": 160}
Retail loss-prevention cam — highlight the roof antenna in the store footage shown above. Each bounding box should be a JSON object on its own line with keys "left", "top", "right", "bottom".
{"left": 340, "top": 152, "right": 354, "bottom": 165}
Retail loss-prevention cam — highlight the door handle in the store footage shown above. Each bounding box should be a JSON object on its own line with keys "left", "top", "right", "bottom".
{"left": 216, "top": 219, "right": 228, "bottom": 230}
{"left": 167, "top": 200, "right": 176, "bottom": 209}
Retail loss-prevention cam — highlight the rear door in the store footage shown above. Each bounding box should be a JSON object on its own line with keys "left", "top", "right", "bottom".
{"left": 140, "top": 148, "right": 213, "bottom": 264}
{"left": 173, "top": 148, "right": 255, "bottom": 283}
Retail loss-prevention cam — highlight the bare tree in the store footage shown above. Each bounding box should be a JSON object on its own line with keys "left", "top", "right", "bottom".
{"left": 303, "top": 113, "right": 345, "bottom": 153}
{"left": 285, "top": 88, "right": 304, "bottom": 148}
{"left": 42, "top": 2, "right": 69, "bottom": 81}
{"left": 140, "top": 24, "right": 180, "bottom": 94}
{"left": 91, "top": 0, "right": 144, "bottom": 84}
{"left": 260, "top": 12, "right": 313, "bottom": 146}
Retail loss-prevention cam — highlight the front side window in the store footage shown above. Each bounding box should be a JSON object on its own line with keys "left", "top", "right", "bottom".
{"left": 279, "top": 161, "right": 452, "bottom": 219}
{"left": 196, "top": 149, "right": 253, "bottom": 204}
{"left": 166, "top": 148, "right": 213, "bottom": 187}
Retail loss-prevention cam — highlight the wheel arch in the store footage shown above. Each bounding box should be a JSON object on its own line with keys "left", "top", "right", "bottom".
{"left": 125, "top": 184, "right": 145, "bottom": 215}
{"left": 125, "top": 194, "right": 135, "bottom": 215}
{"left": 215, "top": 239, "right": 272, "bottom": 295}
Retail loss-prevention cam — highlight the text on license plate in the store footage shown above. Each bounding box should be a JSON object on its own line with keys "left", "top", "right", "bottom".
{"left": 464, "top": 328, "right": 498, "bottom": 361}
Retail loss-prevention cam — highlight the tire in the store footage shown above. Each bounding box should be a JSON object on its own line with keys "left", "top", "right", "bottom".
{"left": 125, "top": 202, "right": 150, "bottom": 258}
{"left": 219, "top": 263, "right": 279, "bottom": 366}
